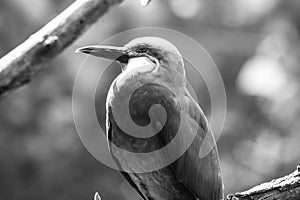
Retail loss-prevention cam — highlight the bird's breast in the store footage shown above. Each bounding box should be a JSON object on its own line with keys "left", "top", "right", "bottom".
{"left": 106, "top": 82, "right": 197, "bottom": 200}
{"left": 107, "top": 81, "right": 181, "bottom": 153}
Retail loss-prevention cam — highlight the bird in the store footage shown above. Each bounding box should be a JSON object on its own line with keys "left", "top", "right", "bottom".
{"left": 77, "top": 37, "right": 224, "bottom": 200}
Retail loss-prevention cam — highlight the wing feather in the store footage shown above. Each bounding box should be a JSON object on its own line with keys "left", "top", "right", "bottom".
{"left": 160, "top": 90, "right": 224, "bottom": 200}
{"left": 107, "top": 120, "right": 149, "bottom": 200}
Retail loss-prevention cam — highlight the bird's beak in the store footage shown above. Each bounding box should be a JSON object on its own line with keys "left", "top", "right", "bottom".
{"left": 76, "top": 45, "right": 133, "bottom": 63}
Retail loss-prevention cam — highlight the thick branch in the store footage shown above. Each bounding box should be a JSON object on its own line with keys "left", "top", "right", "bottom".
{"left": 226, "top": 166, "right": 300, "bottom": 200}
{"left": 0, "top": 0, "right": 124, "bottom": 99}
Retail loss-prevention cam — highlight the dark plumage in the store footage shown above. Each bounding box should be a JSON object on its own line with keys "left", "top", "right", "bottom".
{"left": 77, "top": 37, "right": 224, "bottom": 200}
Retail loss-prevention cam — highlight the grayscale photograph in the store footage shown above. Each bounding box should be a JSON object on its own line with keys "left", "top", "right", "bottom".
{"left": 0, "top": 0, "right": 299, "bottom": 200}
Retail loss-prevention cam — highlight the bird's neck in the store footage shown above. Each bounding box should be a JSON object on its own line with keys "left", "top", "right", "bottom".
{"left": 107, "top": 65, "right": 186, "bottom": 109}
{"left": 119, "top": 56, "right": 185, "bottom": 86}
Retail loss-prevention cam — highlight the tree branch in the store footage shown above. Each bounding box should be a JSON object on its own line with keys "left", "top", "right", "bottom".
{"left": 0, "top": 0, "right": 124, "bottom": 99}
{"left": 226, "top": 166, "right": 300, "bottom": 200}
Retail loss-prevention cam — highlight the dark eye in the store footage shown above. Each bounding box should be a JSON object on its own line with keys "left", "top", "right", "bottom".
{"left": 137, "top": 47, "right": 147, "bottom": 53}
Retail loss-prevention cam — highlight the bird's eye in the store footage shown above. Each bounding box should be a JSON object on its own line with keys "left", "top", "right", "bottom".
{"left": 137, "top": 47, "right": 147, "bottom": 53}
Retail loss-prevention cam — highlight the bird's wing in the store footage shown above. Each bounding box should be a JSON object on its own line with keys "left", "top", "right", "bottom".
{"left": 106, "top": 119, "right": 148, "bottom": 200}
{"left": 158, "top": 90, "right": 224, "bottom": 200}
{"left": 106, "top": 103, "right": 196, "bottom": 200}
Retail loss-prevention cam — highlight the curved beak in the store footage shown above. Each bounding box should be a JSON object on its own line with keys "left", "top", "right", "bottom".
{"left": 76, "top": 45, "right": 131, "bottom": 63}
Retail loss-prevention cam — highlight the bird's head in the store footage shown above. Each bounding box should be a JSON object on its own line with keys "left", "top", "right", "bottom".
{"left": 76, "top": 37, "right": 186, "bottom": 85}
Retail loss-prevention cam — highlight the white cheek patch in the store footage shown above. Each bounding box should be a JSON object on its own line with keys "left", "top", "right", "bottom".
{"left": 125, "top": 57, "right": 156, "bottom": 73}
{"left": 116, "top": 57, "right": 156, "bottom": 90}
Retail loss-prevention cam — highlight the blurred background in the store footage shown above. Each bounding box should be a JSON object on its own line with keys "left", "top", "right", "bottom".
{"left": 1, "top": 0, "right": 300, "bottom": 199}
